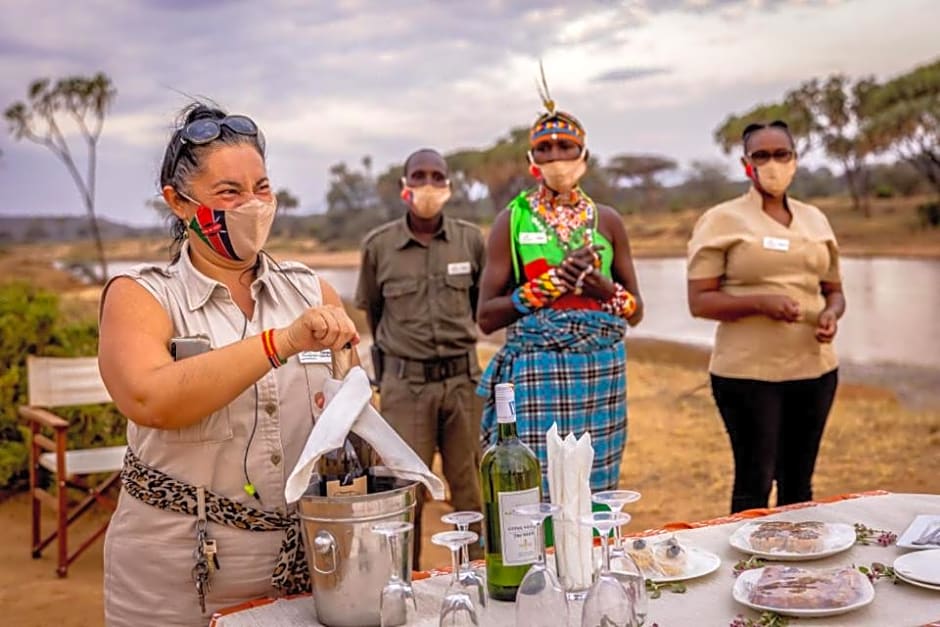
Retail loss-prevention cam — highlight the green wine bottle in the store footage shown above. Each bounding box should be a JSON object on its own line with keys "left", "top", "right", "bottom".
{"left": 480, "top": 382, "right": 542, "bottom": 601}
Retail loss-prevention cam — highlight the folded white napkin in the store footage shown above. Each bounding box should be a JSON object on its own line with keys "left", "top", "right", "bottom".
{"left": 547, "top": 423, "right": 594, "bottom": 589}
{"left": 285, "top": 366, "right": 446, "bottom": 503}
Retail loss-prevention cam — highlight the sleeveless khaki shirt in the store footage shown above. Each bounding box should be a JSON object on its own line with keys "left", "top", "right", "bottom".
{"left": 103, "top": 242, "right": 330, "bottom": 626}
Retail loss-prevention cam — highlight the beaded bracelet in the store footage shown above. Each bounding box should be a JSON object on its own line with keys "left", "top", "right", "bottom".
{"left": 601, "top": 283, "right": 638, "bottom": 319}
{"left": 261, "top": 328, "right": 286, "bottom": 369}
{"left": 514, "top": 268, "right": 567, "bottom": 313}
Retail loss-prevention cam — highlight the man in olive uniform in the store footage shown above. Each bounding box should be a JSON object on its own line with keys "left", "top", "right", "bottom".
{"left": 355, "top": 148, "right": 485, "bottom": 567}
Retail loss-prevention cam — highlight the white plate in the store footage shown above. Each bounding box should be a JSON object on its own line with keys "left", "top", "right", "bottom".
{"left": 732, "top": 566, "right": 875, "bottom": 618}
{"left": 646, "top": 546, "right": 722, "bottom": 583}
{"left": 893, "top": 548, "right": 940, "bottom": 586}
{"left": 895, "top": 569, "right": 940, "bottom": 592}
{"left": 729, "top": 521, "right": 856, "bottom": 560}
{"left": 897, "top": 514, "right": 940, "bottom": 550}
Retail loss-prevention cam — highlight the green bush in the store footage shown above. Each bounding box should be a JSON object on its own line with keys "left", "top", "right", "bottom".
{"left": 0, "top": 283, "right": 126, "bottom": 492}
{"left": 874, "top": 184, "right": 896, "bottom": 199}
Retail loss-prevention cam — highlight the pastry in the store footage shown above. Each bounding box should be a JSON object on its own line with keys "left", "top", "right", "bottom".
{"left": 652, "top": 536, "right": 688, "bottom": 577}
{"left": 748, "top": 521, "right": 828, "bottom": 554}
{"left": 627, "top": 538, "right": 656, "bottom": 573}
{"left": 749, "top": 565, "right": 866, "bottom": 610}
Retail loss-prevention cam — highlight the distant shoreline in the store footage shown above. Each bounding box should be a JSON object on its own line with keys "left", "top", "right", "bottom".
{"left": 69, "top": 246, "right": 940, "bottom": 267}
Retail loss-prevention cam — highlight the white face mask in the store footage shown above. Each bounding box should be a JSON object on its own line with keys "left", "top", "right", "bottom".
{"left": 402, "top": 182, "right": 451, "bottom": 218}
{"left": 182, "top": 193, "right": 277, "bottom": 262}
{"left": 755, "top": 160, "right": 797, "bottom": 198}
{"left": 533, "top": 153, "right": 587, "bottom": 193}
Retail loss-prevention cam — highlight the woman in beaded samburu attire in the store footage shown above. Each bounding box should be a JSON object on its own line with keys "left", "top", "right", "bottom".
{"left": 476, "top": 67, "right": 644, "bottom": 497}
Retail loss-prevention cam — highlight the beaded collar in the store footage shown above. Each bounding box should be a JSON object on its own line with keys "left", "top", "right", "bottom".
{"left": 527, "top": 185, "right": 596, "bottom": 251}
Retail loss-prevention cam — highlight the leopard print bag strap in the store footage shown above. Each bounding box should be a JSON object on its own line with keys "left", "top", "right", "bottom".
{"left": 121, "top": 448, "right": 311, "bottom": 595}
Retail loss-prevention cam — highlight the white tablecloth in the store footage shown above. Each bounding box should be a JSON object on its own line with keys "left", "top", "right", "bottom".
{"left": 212, "top": 493, "right": 940, "bottom": 627}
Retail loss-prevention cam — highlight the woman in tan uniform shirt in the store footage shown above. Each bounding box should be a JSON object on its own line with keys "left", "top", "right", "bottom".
{"left": 98, "top": 104, "right": 359, "bottom": 626}
{"left": 686, "top": 121, "right": 846, "bottom": 514}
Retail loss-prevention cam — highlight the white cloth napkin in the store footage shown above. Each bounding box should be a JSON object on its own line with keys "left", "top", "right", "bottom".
{"left": 546, "top": 423, "right": 594, "bottom": 589}
{"left": 285, "top": 366, "right": 445, "bottom": 503}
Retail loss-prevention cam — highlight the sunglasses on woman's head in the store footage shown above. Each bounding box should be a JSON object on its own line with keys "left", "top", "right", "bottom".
{"left": 179, "top": 115, "right": 261, "bottom": 146}
{"left": 167, "top": 114, "right": 264, "bottom": 180}
{"left": 747, "top": 148, "right": 795, "bottom": 166}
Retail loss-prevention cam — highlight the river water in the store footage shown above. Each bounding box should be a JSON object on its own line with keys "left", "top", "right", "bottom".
{"left": 96, "top": 257, "right": 940, "bottom": 369}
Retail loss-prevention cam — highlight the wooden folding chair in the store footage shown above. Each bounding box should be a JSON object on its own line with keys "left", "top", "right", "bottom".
{"left": 18, "top": 355, "right": 127, "bottom": 577}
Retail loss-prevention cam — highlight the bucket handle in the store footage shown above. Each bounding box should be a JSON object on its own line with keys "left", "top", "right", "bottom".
{"left": 313, "top": 530, "right": 337, "bottom": 575}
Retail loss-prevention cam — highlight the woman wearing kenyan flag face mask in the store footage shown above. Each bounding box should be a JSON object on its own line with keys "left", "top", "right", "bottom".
{"left": 98, "top": 103, "right": 359, "bottom": 626}
{"left": 687, "top": 120, "right": 847, "bottom": 514}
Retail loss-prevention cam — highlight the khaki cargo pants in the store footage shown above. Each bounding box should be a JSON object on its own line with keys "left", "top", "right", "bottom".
{"left": 379, "top": 370, "right": 484, "bottom": 568}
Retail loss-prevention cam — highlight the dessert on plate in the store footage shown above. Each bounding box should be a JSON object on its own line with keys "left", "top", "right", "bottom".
{"left": 749, "top": 521, "right": 827, "bottom": 554}
{"left": 627, "top": 535, "right": 688, "bottom": 577}
{"left": 748, "top": 565, "right": 867, "bottom": 610}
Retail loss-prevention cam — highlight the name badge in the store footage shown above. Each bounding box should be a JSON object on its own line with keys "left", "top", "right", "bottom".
{"left": 447, "top": 261, "right": 471, "bottom": 275}
{"left": 298, "top": 349, "right": 332, "bottom": 365}
{"left": 763, "top": 236, "right": 790, "bottom": 252}
{"left": 519, "top": 232, "right": 548, "bottom": 245}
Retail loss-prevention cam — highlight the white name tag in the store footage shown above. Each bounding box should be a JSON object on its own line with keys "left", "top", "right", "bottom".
{"left": 519, "top": 232, "right": 548, "bottom": 245}
{"left": 763, "top": 236, "right": 790, "bottom": 252}
{"left": 447, "top": 261, "right": 471, "bottom": 275}
{"left": 298, "top": 349, "right": 332, "bottom": 364}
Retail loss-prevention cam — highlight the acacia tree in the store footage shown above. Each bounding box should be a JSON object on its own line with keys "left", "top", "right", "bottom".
{"left": 793, "top": 76, "right": 877, "bottom": 215}
{"left": 4, "top": 73, "right": 116, "bottom": 282}
{"left": 606, "top": 154, "right": 678, "bottom": 210}
{"left": 862, "top": 58, "right": 940, "bottom": 198}
{"left": 715, "top": 77, "right": 876, "bottom": 215}
{"left": 714, "top": 97, "right": 815, "bottom": 156}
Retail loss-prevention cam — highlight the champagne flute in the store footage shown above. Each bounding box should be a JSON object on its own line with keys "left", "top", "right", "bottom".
{"left": 512, "top": 502, "right": 568, "bottom": 627}
{"left": 580, "top": 511, "right": 638, "bottom": 627}
{"left": 371, "top": 521, "right": 416, "bottom": 627}
{"left": 441, "top": 511, "right": 486, "bottom": 607}
{"left": 431, "top": 530, "right": 480, "bottom": 626}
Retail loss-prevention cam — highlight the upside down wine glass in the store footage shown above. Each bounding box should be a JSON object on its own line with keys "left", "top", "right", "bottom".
{"left": 441, "top": 510, "right": 486, "bottom": 607}
{"left": 594, "top": 490, "right": 648, "bottom": 625}
{"left": 592, "top": 490, "right": 642, "bottom": 550}
{"left": 371, "top": 521, "right": 417, "bottom": 627}
{"left": 431, "top": 530, "right": 480, "bottom": 627}
{"left": 512, "top": 502, "right": 568, "bottom": 627}
{"left": 580, "top": 511, "right": 639, "bottom": 627}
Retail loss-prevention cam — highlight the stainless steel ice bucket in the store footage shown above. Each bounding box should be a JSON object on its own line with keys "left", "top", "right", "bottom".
{"left": 298, "top": 477, "right": 418, "bottom": 627}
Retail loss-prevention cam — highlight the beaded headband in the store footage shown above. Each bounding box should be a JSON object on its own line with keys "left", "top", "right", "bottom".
{"left": 529, "top": 62, "right": 586, "bottom": 148}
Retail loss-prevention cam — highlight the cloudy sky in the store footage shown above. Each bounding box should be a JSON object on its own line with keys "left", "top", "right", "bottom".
{"left": 0, "top": 0, "right": 936, "bottom": 226}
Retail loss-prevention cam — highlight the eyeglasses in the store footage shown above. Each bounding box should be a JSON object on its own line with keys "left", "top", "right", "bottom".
{"left": 747, "top": 148, "right": 795, "bottom": 166}
{"left": 167, "top": 115, "right": 264, "bottom": 180}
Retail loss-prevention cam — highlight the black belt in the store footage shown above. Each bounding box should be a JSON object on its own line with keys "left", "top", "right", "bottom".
{"left": 384, "top": 353, "right": 471, "bottom": 383}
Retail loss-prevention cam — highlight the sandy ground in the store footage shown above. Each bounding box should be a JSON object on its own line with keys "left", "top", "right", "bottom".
{"left": 2, "top": 337, "right": 938, "bottom": 627}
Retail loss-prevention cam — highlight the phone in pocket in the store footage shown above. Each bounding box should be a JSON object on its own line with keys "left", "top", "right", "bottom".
{"left": 169, "top": 335, "right": 212, "bottom": 361}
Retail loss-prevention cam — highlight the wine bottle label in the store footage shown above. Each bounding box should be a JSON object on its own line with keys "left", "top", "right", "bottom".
{"left": 497, "top": 487, "right": 540, "bottom": 566}
{"left": 325, "top": 475, "right": 367, "bottom": 497}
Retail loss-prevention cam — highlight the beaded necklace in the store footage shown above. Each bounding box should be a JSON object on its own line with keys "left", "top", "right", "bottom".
{"left": 528, "top": 185, "right": 596, "bottom": 251}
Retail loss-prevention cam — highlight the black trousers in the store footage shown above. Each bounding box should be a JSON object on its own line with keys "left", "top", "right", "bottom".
{"left": 711, "top": 369, "right": 838, "bottom": 514}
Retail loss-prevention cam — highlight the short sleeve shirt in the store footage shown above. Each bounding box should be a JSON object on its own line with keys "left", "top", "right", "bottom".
{"left": 354, "top": 215, "right": 485, "bottom": 365}
{"left": 687, "top": 188, "right": 842, "bottom": 381}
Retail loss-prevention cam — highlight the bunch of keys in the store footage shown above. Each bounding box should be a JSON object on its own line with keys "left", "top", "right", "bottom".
{"left": 192, "top": 488, "right": 221, "bottom": 614}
